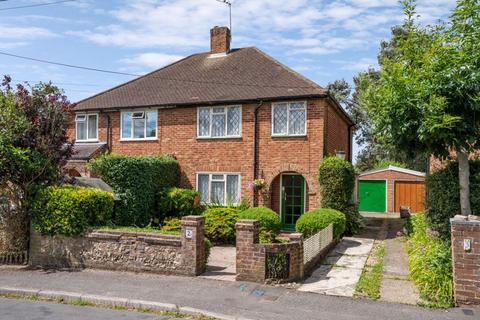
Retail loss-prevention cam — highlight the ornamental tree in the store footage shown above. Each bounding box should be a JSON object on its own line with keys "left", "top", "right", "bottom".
{"left": 359, "top": 0, "right": 480, "bottom": 216}
{"left": 0, "top": 76, "right": 73, "bottom": 253}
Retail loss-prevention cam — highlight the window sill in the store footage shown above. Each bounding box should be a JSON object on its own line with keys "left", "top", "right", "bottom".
{"left": 119, "top": 138, "right": 158, "bottom": 142}
{"left": 271, "top": 134, "right": 307, "bottom": 138}
{"left": 196, "top": 136, "right": 242, "bottom": 140}
{"left": 75, "top": 140, "right": 100, "bottom": 143}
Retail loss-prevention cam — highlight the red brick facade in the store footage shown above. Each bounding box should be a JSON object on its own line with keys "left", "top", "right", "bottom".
{"left": 358, "top": 168, "right": 425, "bottom": 213}
{"left": 68, "top": 98, "right": 351, "bottom": 214}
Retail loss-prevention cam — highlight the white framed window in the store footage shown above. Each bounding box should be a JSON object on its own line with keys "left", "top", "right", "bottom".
{"left": 121, "top": 110, "right": 157, "bottom": 140}
{"left": 75, "top": 113, "right": 98, "bottom": 142}
{"left": 272, "top": 101, "right": 307, "bottom": 136}
{"left": 197, "top": 105, "right": 241, "bottom": 138}
{"left": 196, "top": 173, "right": 240, "bottom": 205}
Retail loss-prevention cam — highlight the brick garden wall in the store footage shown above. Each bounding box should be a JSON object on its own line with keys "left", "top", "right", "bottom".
{"left": 235, "top": 220, "right": 304, "bottom": 283}
{"left": 451, "top": 216, "right": 480, "bottom": 305}
{"left": 29, "top": 216, "right": 205, "bottom": 276}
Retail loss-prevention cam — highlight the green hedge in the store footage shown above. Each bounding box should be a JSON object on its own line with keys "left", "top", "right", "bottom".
{"left": 158, "top": 187, "right": 204, "bottom": 218}
{"left": 31, "top": 186, "right": 114, "bottom": 236}
{"left": 203, "top": 207, "right": 239, "bottom": 244}
{"left": 318, "top": 156, "right": 363, "bottom": 235}
{"left": 425, "top": 160, "right": 480, "bottom": 240}
{"left": 406, "top": 213, "right": 453, "bottom": 307}
{"left": 295, "top": 208, "right": 346, "bottom": 239}
{"left": 239, "top": 207, "right": 281, "bottom": 243}
{"left": 89, "top": 154, "right": 179, "bottom": 226}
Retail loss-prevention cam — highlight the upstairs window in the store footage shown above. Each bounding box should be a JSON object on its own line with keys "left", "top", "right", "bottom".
{"left": 197, "top": 173, "right": 240, "bottom": 205}
{"left": 75, "top": 113, "right": 98, "bottom": 141}
{"left": 272, "top": 101, "right": 307, "bottom": 136}
{"left": 121, "top": 110, "right": 157, "bottom": 140}
{"left": 197, "top": 106, "right": 241, "bottom": 138}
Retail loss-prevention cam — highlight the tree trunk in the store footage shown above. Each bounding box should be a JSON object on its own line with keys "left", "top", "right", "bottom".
{"left": 457, "top": 150, "right": 472, "bottom": 216}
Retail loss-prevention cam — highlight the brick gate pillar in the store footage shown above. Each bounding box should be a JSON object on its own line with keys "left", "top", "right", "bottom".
{"left": 451, "top": 215, "right": 480, "bottom": 305}
{"left": 181, "top": 216, "right": 205, "bottom": 276}
{"left": 235, "top": 220, "right": 265, "bottom": 282}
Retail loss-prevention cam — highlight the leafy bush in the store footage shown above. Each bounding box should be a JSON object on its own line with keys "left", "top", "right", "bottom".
{"left": 406, "top": 213, "right": 453, "bottom": 308}
{"left": 295, "top": 208, "right": 346, "bottom": 239}
{"left": 158, "top": 187, "right": 204, "bottom": 219}
{"left": 239, "top": 207, "right": 281, "bottom": 243}
{"left": 89, "top": 154, "right": 179, "bottom": 226}
{"left": 426, "top": 160, "right": 480, "bottom": 240}
{"left": 160, "top": 217, "right": 182, "bottom": 233}
{"left": 318, "top": 156, "right": 363, "bottom": 235}
{"left": 31, "top": 186, "right": 114, "bottom": 236}
{"left": 203, "top": 207, "right": 239, "bottom": 244}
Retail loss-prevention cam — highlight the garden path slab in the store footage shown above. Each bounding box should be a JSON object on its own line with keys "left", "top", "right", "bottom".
{"left": 298, "top": 237, "right": 374, "bottom": 297}
{"left": 379, "top": 219, "right": 420, "bottom": 305}
{"left": 199, "top": 246, "right": 236, "bottom": 282}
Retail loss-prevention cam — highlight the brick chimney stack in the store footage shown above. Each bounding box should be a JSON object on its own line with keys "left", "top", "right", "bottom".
{"left": 210, "top": 26, "right": 231, "bottom": 54}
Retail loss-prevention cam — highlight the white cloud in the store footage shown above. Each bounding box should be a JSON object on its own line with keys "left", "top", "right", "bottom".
{"left": 120, "top": 52, "right": 184, "bottom": 68}
{"left": 0, "top": 25, "right": 56, "bottom": 40}
{"left": 324, "top": 3, "right": 363, "bottom": 20}
{"left": 337, "top": 58, "right": 378, "bottom": 71}
{"left": 0, "top": 42, "right": 28, "bottom": 49}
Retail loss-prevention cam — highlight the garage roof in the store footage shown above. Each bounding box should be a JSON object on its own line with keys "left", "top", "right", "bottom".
{"left": 359, "top": 165, "right": 425, "bottom": 177}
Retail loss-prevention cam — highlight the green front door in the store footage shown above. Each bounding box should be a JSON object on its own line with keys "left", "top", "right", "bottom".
{"left": 358, "top": 180, "right": 387, "bottom": 213}
{"left": 281, "top": 175, "right": 305, "bottom": 230}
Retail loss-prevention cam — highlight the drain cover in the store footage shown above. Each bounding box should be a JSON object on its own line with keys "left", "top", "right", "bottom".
{"left": 462, "top": 309, "right": 475, "bottom": 316}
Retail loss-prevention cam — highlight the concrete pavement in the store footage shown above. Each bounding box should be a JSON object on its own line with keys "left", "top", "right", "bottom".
{"left": 0, "top": 298, "right": 173, "bottom": 320}
{"left": 0, "top": 267, "right": 474, "bottom": 320}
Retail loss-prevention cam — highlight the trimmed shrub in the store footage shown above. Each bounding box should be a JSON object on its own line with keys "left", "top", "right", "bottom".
{"left": 318, "top": 156, "right": 363, "bottom": 235}
{"left": 158, "top": 187, "right": 204, "bottom": 218}
{"left": 425, "top": 160, "right": 480, "bottom": 240}
{"left": 89, "top": 154, "right": 179, "bottom": 226}
{"left": 295, "top": 208, "right": 346, "bottom": 239}
{"left": 239, "top": 207, "right": 281, "bottom": 243}
{"left": 160, "top": 217, "right": 181, "bottom": 233}
{"left": 31, "top": 186, "right": 114, "bottom": 236}
{"left": 203, "top": 207, "right": 239, "bottom": 244}
{"left": 406, "top": 213, "right": 453, "bottom": 307}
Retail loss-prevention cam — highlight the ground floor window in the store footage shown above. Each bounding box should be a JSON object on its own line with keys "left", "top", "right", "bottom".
{"left": 197, "top": 173, "right": 240, "bottom": 205}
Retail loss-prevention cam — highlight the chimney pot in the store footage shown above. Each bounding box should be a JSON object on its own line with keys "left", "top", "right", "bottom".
{"left": 210, "top": 26, "right": 231, "bottom": 54}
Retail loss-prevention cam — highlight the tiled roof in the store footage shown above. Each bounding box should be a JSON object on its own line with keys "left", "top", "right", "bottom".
{"left": 70, "top": 143, "right": 107, "bottom": 160}
{"left": 75, "top": 47, "right": 328, "bottom": 111}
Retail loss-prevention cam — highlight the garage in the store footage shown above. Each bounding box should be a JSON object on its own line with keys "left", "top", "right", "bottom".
{"left": 358, "top": 166, "right": 425, "bottom": 214}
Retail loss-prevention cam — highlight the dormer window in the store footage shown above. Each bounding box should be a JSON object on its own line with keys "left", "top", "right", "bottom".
{"left": 75, "top": 113, "right": 98, "bottom": 142}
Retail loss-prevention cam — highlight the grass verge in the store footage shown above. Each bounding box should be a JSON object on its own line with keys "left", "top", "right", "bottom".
{"left": 0, "top": 293, "right": 216, "bottom": 320}
{"left": 354, "top": 241, "right": 385, "bottom": 300}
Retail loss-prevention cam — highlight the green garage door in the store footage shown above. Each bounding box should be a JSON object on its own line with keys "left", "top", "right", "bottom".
{"left": 358, "top": 180, "right": 387, "bottom": 213}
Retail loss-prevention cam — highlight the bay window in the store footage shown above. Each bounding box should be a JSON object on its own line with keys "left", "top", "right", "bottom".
{"left": 272, "top": 101, "right": 307, "bottom": 136}
{"left": 121, "top": 110, "right": 157, "bottom": 140}
{"left": 197, "top": 106, "right": 241, "bottom": 138}
{"left": 197, "top": 173, "right": 240, "bottom": 205}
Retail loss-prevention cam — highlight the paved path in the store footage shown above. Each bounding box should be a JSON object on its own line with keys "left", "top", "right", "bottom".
{"left": 299, "top": 237, "right": 374, "bottom": 296}
{"left": 200, "top": 246, "right": 236, "bottom": 282}
{"left": 0, "top": 298, "right": 172, "bottom": 320}
{"left": 380, "top": 219, "right": 420, "bottom": 305}
{"left": 0, "top": 267, "right": 473, "bottom": 320}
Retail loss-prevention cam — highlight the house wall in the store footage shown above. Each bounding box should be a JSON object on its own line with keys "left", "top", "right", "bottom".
{"left": 358, "top": 170, "right": 425, "bottom": 213}
{"left": 326, "top": 101, "right": 351, "bottom": 161}
{"left": 68, "top": 98, "right": 351, "bottom": 214}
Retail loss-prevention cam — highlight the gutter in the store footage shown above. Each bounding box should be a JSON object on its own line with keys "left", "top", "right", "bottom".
{"left": 253, "top": 100, "right": 263, "bottom": 206}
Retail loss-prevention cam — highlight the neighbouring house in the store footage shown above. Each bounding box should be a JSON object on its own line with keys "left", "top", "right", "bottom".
{"left": 357, "top": 166, "right": 425, "bottom": 214}
{"left": 67, "top": 26, "right": 353, "bottom": 230}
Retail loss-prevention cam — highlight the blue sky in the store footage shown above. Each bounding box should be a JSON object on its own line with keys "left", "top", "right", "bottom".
{"left": 0, "top": 0, "right": 456, "bottom": 160}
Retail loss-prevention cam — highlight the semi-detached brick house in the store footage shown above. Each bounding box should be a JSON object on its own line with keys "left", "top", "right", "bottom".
{"left": 66, "top": 26, "right": 354, "bottom": 230}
